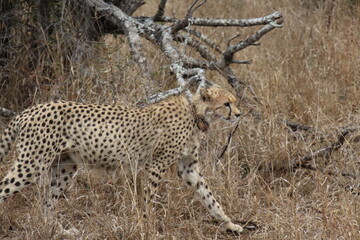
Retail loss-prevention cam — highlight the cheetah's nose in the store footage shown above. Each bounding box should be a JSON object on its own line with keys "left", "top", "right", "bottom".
{"left": 235, "top": 113, "right": 241, "bottom": 118}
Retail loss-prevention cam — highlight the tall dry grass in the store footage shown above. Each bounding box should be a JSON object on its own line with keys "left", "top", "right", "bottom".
{"left": 1, "top": 0, "right": 359, "bottom": 239}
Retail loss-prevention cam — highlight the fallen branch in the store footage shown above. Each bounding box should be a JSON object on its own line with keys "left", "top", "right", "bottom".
{"left": 139, "top": 11, "right": 283, "bottom": 28}
{"left": 220, "top": 18, "right": 284, "bottom": 68}
{"left": 173, "top": 32, "right": 257, "bottom": 103}
{"left": 291, "top": 126, "right": 359, "bottom": 179}
{"left": 84, "top": 0, "right": 283, "bottom": 102}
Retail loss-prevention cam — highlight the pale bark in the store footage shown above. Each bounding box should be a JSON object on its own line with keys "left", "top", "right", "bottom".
{"left": 85, "top": 0, "right": 284, "bottom": 103}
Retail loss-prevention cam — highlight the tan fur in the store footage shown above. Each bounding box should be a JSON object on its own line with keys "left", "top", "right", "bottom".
{"left": 0, "top": 83, "right": 243, "bottom": 233}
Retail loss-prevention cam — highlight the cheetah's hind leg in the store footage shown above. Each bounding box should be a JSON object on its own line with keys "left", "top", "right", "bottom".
{"left": 45, "top": 153, "right": 78, "bottom": 209}
{"left": 0, "top": 157, "right": 41, "bottom": 203}
{"left": 45, "top": 153, "right": 80, "bottom": 236}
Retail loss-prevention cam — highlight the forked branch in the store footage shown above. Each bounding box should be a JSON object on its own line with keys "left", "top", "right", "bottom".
{"left": 221, "top": 18, "right": 284, "bottom": 67}
{"left": 84, "top": 0, "right": 283, "bottom": 102}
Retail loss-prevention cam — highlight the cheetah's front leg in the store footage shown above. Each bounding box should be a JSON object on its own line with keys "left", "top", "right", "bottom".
{"left": 177, "top": 155, "right": 243, "bottom": 233}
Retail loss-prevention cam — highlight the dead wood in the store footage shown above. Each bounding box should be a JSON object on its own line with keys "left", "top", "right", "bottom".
{"left": 85, "top": 0, "right": 283, "bottom": 102}
{"left": 291, "top": 126, "right": 359, "bottom": 180}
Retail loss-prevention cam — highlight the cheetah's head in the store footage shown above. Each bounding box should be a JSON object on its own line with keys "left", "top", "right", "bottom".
{"left": 193, "top": 81, "right": 241, "bottom": 122}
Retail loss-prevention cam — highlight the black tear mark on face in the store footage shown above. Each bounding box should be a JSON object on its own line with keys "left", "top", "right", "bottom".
{"left": 227, "top": 105, "right": 232, "bottom": 119}
{"left": 221, "top": 102, "right": 233, "bottom": 120}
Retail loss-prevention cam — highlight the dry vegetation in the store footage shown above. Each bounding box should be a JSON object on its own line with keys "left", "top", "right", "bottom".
{"left": 1, "top": 0, "right": 360, "bottom": 239}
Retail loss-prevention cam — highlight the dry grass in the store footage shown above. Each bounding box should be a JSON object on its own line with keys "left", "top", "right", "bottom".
{"left": 1, "top": 0, "right": 360, "bottom": 239}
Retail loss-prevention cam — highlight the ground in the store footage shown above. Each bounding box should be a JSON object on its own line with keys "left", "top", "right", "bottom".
{"left": 0, "top": 0, "right": 359, "bottom": 239}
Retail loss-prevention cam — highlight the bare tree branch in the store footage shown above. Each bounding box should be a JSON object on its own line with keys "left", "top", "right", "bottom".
{"left": 232, "top": 60, "right": 252, "bottom": 64}
{"left": 218, "top": 120, "right": 240, "bottom": 159}
{"left": 188, "top": 11, "right": 283, "bottom": 27}
{"left": 126, "top": 25, "right": 156, "bottom": 96}
{"left": 220, "top": 18, "right": 284, "bottom": 68}
{"left": 139, "top": 12, "right": 283, "bottom": 28}
{"left": 227, "top": 33, "right": 242, "bottom": 46}
{"left": 84, "top": 0, "right": 283, "bottom": 104}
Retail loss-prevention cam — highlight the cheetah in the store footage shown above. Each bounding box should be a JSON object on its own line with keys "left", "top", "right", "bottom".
{"left": 0, "top": 80, "right": 243, "bottom": 233}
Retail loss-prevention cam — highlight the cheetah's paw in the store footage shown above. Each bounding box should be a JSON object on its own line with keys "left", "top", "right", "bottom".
{"left": 223, "top": 221, "right": 243, "bottom": 234}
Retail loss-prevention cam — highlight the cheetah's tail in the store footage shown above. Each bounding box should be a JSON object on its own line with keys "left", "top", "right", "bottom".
{"left": 0, "top": 118, "right": 20, "bottom": 162}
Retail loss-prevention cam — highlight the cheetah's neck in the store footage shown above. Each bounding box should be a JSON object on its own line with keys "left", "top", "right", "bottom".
{"left": 190, "top": 103, "right": 209, "bottom": 132}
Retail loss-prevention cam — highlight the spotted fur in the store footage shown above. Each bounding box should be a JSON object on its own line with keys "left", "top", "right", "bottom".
{"left": 0, "top": 82, "right": 243, "bottom": 233}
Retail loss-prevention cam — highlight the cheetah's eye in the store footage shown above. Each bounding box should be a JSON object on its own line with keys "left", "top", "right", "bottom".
{"left": 224, "top": 103, "right": 230, "bottom": 107}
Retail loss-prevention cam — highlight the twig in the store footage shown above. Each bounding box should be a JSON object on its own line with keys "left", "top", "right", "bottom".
{"left": 171, "top": 0, "right": 206, "bottom": 34}
{"left": 218, "top": 120, "right": 240, "bottom": 159}
{"left": 187, "top": 0, "right": 207, "bottom": 17}
{"left": 291, "top": 127, "right": 359, "bottom": 173}
{"left": 231, "top": 60, "right": 252, "bottom": 64}
{"left": 185, "top": 28, "right": 223, "bottom": 54}
{"left": 227, "top": 33, "right": 241, "bottom": 46}
{"left": 0, "top": 107, "right": 18, "bottom": 118}
{"left": 221, "top": 18, "right": 284, "bottom": 67}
